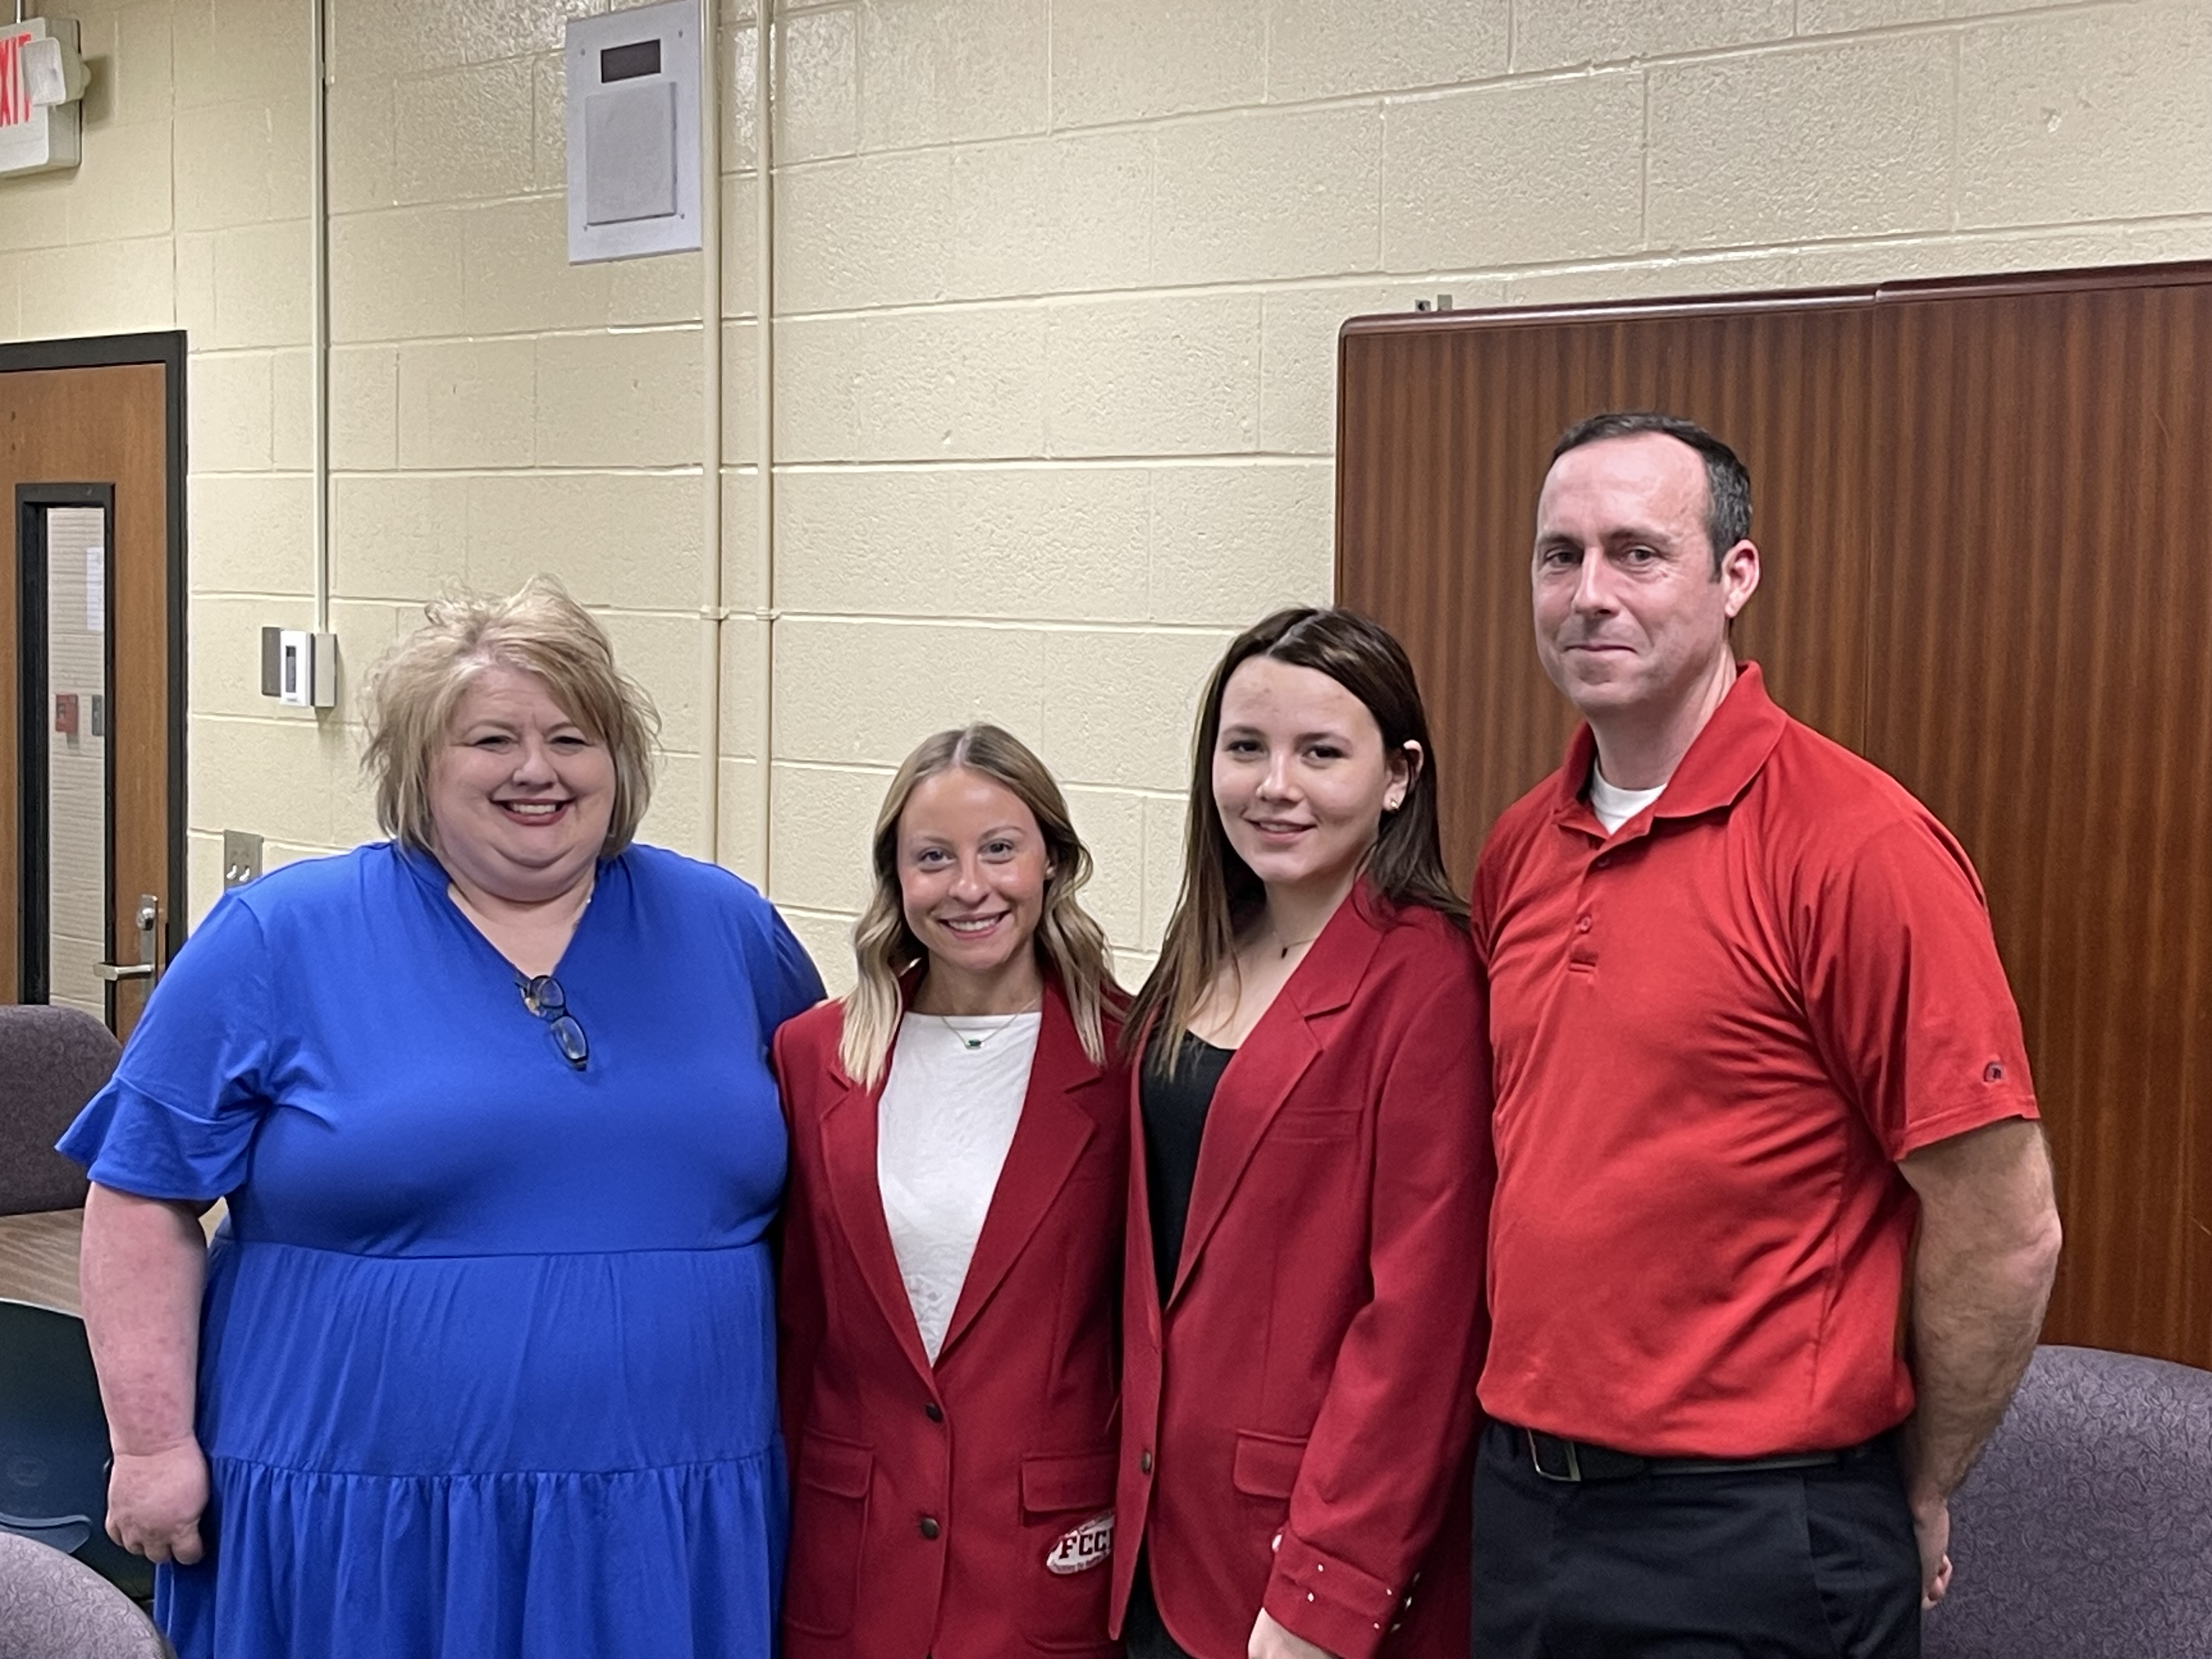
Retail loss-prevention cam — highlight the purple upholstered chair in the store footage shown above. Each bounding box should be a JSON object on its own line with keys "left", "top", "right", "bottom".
{"left": 1922, "top": 1344, "right": 2212, "bottom": 1659}
{"left": 0, "top": 1003, "right": 117, "bottom": 1216}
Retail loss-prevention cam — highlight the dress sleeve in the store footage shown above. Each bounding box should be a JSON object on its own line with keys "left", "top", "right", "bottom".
{"left": 55, "top": 890, "right": 275, "bottom": 1204}
{"left": 744, "top": 899, "right": 827, "bottom": 1042}
{"left": 1799, "top": 816, "right": 2040, "bottom": 1160}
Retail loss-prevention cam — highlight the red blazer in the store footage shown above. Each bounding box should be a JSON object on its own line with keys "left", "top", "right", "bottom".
{"left": 1112, "top": 895, "right": 1493, "bottom": 1659}
{"left": 774, "top": 978, "right": 1130, "bottom": 1659}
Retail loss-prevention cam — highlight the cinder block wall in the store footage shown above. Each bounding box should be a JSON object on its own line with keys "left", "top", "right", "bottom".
{"left": 6, "top": 0, "right": 2211, "bottom": 985}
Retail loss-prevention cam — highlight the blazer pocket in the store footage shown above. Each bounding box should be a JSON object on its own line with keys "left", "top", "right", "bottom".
{"left": 1231, "top": 1430, "right": 1309, "bottom": 1500}
{"left": 1268, "top": 1104, "right": 1362, "bottom": 1143}
{"left": 785, "top": 1434, "right": 873, "bottom": 1638}
{"left": 1020, "top": 1449, "right": 1119, "bottom": 1521}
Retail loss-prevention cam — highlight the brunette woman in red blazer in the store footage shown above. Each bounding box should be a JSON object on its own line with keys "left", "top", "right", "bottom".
{"left": 1113, "top": 609, "right": 1493, "bottom": 1659}
{"left": 774, "top": 723, "right": 1129, "bottom": 1659}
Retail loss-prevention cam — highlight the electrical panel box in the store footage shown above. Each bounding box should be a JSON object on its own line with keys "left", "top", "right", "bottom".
{"left": 565, "top": 0, "right": 701, "bottom": 264}
{"left": 0, "top": 16, "right": 88, "bottom": 179}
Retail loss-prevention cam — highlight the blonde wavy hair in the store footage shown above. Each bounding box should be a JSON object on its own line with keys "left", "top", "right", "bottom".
{"left": 359, "top": 576, "right": 661, "bottom": 857}
{"left": 840, "top": 725, "right": 1118, "bottom": 1088}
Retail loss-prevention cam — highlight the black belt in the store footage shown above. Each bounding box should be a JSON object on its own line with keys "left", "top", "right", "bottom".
{"left": 1519, "top": 1425, "right": 1880, "bottom": 1483}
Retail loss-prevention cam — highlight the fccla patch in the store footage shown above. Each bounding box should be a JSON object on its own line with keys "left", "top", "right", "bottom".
{"left": 1046, "top": 1511, "right": 1114, "bottom": 1575}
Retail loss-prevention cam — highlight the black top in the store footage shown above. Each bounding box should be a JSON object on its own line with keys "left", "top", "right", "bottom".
{"left": 1140, "top": 1028, "right": 1235, "bottom": 1305}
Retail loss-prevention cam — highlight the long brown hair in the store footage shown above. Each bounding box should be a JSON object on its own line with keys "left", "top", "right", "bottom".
{"left": 1128, "top": 607, "right": 1464, "bottom": 1068}
{"left": 840, "top": 724, "right": 1119, "bottom": 1088}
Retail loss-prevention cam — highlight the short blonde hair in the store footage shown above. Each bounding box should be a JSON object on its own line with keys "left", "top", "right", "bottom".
{"left": 840, "top": 725, "right": 1119, "bottom": 1088}
{"left": 360, "top": 577, "right": 661, "bottom": 856}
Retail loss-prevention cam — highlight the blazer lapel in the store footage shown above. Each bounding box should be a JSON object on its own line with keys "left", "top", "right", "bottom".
{"left": 1167, "top": 890, "right": 1387, "bottom": 1307}
{"left": 820, "top": 1071, "right": 938, "bottom": 1385}
{"left": 935, "top": 981, "right": 1100, "bottom": 1364}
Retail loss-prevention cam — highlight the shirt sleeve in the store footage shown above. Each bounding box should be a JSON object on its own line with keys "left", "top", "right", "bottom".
{"left": 55, "top": 889, "right": 275, "bottom": 1203}
{"left": 1801, "top": 815, "right": 2040, "bottom": 1160}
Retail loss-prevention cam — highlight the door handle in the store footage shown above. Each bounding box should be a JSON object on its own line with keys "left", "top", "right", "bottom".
{"left": 95, "top": 894, "right": 162, "bottom": 985}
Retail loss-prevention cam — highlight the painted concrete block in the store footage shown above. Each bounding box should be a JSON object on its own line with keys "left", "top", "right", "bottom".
{"left": 1514, "top": 0, "right": 1791, "bottom": 70}
{"left": 330, "top": 206, "right": 466, "bottom": 343}
{"left": 858, "top": 0, "right": 1049, "bottom": 151}
{"left": 1052, "top": 0, "right": 1266, "bottom": 127}
{"left": 396, "top": 337, "right": 537, "bottom": 469}
{"left": 392, "top": 60, "right": 535, "bottom": 206}
{"left": 1045, "top": 292, "right": 1261, "bottom": 458}
{"left": 1037, "top": 628, "right": 1234, "bottom": 791}
{"left": 776, "top": 150, "right": 954, "bottom": 311}
{"left": 534, "top": 327, "right": 703, "bottom": 469}
{"left": 1649, "top": 36, "right": 1953, "bottom": 247}
{"left": 1266, "top": 0, "right": 1508, "bottom": 103}
{"left": 1385, "top": 73, "right": 1645, "bottom": 270}
{"left": 947, "top": 129, "right": 1154, "bottom": 300}
{"left": 1959, "top": 5, "right": 2212, "bottom": 228}
{"left": 774, "top": 618, "right": 1048, "bottom": 765}
{"left": 1149, "top": 462, "right": 1334, "bottom": 624}
{"left": 1153, "top": 105, "right": 1381, "bottom": 286}
{"left": 778, "top": 4, "right": 859, "bottom": 163}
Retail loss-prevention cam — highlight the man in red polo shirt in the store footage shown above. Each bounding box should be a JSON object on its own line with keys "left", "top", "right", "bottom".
{"left": 1470, "top": 411, "right": 2063, "bottom": 1658}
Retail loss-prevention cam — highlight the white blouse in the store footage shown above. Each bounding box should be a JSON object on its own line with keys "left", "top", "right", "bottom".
{"left": 876, "top": 1010, "right": 1042, "bottom": 1363}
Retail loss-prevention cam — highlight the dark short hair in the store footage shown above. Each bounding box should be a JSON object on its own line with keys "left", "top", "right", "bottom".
{"left": 1552, "top": 411, "right": 1752, "bottom": 575}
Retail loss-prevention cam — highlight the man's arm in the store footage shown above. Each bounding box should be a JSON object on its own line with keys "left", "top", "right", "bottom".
{"left": 1895, "top": 1115, "right": 2063, "bottom": 1604}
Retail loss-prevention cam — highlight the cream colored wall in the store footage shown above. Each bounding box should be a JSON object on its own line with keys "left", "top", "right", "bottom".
{"left": 5, "top": 0, "right": 2212, "bottom": 988}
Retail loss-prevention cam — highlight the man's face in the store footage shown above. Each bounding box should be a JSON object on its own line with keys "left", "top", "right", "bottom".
{"left": 1531, "top": 432, "right": 1758, "bottom": 724}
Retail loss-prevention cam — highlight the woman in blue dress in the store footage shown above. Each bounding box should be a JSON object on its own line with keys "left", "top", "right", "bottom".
{"left": 59, "top": 576, "right": 823, "bottom": 1659}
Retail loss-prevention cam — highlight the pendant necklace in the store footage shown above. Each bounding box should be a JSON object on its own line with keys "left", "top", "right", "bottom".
{"left": 932, "top": 995, "right": 1041, "bottom": 1051}
{"left": 1267, "top": 923, "right": 1324, "bottom": 961}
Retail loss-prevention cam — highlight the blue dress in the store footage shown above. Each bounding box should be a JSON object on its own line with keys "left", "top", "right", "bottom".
{"left": 59, "top": 840, "right": 824, "bottom": 1659}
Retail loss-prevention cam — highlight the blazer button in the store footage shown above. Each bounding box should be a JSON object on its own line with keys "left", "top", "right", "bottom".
{"left": 918, "top": 1516, "right": 941, "bottom": 1541}
{"left": 924, "top": 1402, "right": 944, "bottom": 1423}
{"left": 1139, "top": 1450, "right": 1153, "bottom": 1474}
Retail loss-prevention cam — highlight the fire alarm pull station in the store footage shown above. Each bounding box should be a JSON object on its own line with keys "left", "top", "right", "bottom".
{"left": 565, "top": 0, "right": 702, "bottom": 263}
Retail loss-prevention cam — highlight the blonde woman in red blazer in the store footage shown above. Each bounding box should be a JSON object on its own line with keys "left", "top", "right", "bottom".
{"left": 1113, "top": 609, "right": 1493, "bottom": 1659}
{"left": 774, "top": 723, "right": 1129, "bottom": 1659}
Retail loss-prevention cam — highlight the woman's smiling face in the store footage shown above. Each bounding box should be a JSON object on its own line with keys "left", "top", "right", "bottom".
{"left": 896, "top": 766, "right": 1052, "bottom": 987}
{"left": 428, "top": 663, "right": 615, "bottom": 903}
{"left": 1211, "top": 656, "right": 1407, "bottom": 902}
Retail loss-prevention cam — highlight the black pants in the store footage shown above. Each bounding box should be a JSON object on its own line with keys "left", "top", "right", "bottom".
{"left": 1471, "top": 1420, "right": 1921, "bottom": 1658}
{"left": 1122, "top": 1551, "right": 1209, "bottom": 1659}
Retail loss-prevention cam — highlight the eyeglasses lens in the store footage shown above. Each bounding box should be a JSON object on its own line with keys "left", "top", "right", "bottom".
{"left": 520, "top": 975, "right": 587, "bottom": 1070}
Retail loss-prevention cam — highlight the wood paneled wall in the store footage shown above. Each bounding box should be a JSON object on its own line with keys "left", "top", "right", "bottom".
{"left": 1338, "top": 264, "right": 2212, "bottom": 1372}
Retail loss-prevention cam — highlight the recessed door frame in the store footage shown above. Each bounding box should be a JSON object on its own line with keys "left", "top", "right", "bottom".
{"left": 0, "top": 330, "right": 188, "bottom": 980}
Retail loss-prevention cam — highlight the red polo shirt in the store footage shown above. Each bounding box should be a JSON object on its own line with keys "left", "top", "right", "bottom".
{"left": 1473, "top": 665, "right": 2038, "bottom": 1457}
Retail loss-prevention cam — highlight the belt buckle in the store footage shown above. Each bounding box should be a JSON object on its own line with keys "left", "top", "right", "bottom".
{"left": 1527, "top": 1429, "right": 1582, "bottom": 1483}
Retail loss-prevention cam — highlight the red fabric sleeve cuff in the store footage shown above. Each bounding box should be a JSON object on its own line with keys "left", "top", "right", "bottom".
{"left": 1891, "top": 1089, "right": 2039, "bottom": 1160}
{"left": 1263, "top": 1532, "right": 1416, "bottom": 1659}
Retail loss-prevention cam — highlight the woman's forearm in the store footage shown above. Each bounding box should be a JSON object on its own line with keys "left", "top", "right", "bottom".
{"left": 80, "top": 1181, "right": 208, "bottom": 1454}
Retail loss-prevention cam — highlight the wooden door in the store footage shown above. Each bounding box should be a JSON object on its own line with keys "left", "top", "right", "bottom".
{"left": 0, "top": 349, "right": 183, "bottom": 1040}
{"left": 1336, "top": 264, "right": 2212, "bottom": 1369}
{"left": 1867, "top": 276, "right": 2212, "bottom": 1368}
